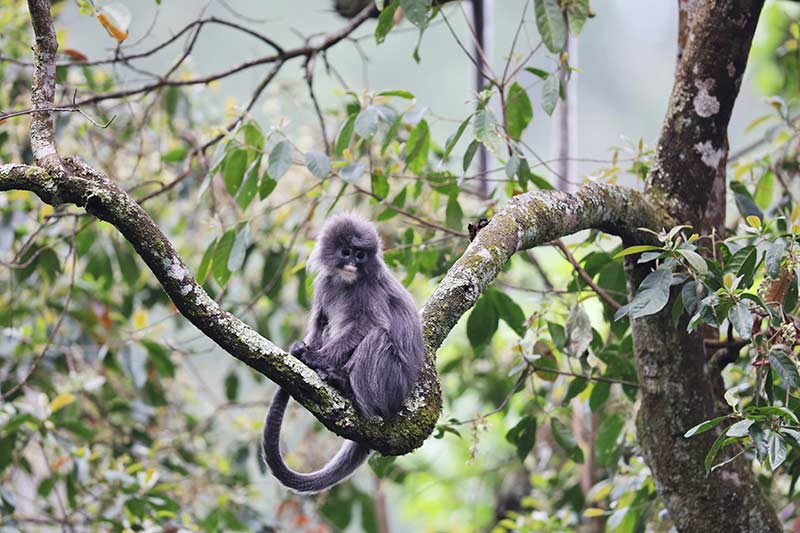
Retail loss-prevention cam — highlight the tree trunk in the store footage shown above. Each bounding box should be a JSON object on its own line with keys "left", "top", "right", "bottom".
{"left": 633, "top": 0, "right": 781, "bottom": 530}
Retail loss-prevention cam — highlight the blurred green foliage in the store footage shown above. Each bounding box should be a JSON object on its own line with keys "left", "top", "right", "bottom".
{"left": 0, "top": 1, "right": 798, "bottom": 532}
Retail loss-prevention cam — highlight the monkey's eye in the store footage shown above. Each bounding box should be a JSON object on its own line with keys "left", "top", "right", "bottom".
{"left": 339, "top": 248, "right": 352, "bottom": 258}
{"left": 354, "top": 250, "right": 367, "bottom": 263}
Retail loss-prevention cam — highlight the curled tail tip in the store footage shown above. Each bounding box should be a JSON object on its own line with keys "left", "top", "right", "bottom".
{"left": 262, "top": 388, "right": 371, "bottom": 493}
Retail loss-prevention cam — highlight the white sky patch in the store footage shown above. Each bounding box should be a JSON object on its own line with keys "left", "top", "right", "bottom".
{"left": 694, "top": 141, "right": 725, "bottom": 169}
{"left": 693, "top": 79, "right": 720, "bottom": 118}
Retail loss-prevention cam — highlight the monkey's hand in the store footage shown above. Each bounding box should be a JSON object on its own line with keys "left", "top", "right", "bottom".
{"left": 313, "top": 364, "right": 350, "bottom": 395}
{"left": 289, "top": 340, "right": 308, "bottom": 359}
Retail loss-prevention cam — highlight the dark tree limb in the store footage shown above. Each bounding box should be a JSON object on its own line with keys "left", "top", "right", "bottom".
{"left": 27, "top": 0, "right": 64, "bottom": 173}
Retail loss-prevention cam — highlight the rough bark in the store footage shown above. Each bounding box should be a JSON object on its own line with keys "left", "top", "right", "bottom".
{"left": 634, "top": 0, "right": 781, "bottom": 530}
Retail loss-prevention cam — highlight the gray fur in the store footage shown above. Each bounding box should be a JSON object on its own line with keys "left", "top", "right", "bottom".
{"left": 262, "top": 213, "right": 425, "bottom": 493}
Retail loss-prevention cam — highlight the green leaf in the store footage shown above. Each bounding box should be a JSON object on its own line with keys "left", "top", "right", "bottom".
{"left": 726, "top": 245, "right": 757, "bottom": 281}
{"left": 340, "top": 163, "right": 366, "bottom": 183}
{"left": 768, "top": 430, "right": 788, "bottom": 471}
{"left": 473, "top": 108, "right": 498, "bottom": 145}
{"left": 525, "top": 66, "right": 549, "bottom": 79}
{"left": 355, "top": 105, "right": 380, "bottom": 139}
{"left": 730, "top": 181, "right": 763, "bottom": 220}
{"left": 684, "top": 416, "right": 728, "bottom": 438}
{"left": 443, "top": 115, "right": 471, "bottom": 160}
{"left": 213, "top": 229, "right": 236, "bottom": 286}
{"left": 613, "top": 245, "right": 661, "bottom": 259}
{"left": 563, "top": 377, "right": 587, "bottom": 404}
{"left": 304, "top": 151, "right": 330, "bottom": 179}
{"left": 595, "top": 413, "right": 625, "bottom": 467}
{"left": 463, "top": 139, "right": 480, "bottom": 172}
{"left": 754, "top": 171, "right": 774, "bottom": 210}
{"left": 541, "top": 75, "right": 560, "bottom": 115}
{"left": 589, "top": 381, "right": 610, "bottom": 412}
{"left": 259, "top": 172, "right": 278, "bottom": 200}
{"left": 727, "top": 300, "right": 753, "bottom": 340}
{"left": 377, "top": 186, "right": 408, "bottom": 221}
{"left": 492, "top": 291, "right": 526, "bottom": 336}
{"left": 546, "top": 323, "right": 565, "bottom": 351}
{"left": 267, "top": 140, "right": 292, "bottom": 180}
{"left": 565, "top": 305, "right": 592, "bottom": 357}
{"left": 704, "top": 428, "right": 731, "bottom": 474}
{"left": 222, "top": 148, "right": 248, "bottom": 195}
{"left": 677, "top": 249, "right": 707, "bottom": 276}
{"left": 335, "top": 114, "right": 357, "bottom": 156}
{"left": 614, "top": 268, "right": 673, "bottom": 320}
{"left": 381, "top": 116, "right": 402, "bottom": 155}
{"left": 534, "top": 0, "right": 567, "bottom": 53}
{"left": 399, "top": 0, "right": 432, "bottom": 28}
{"left": 766, "top": 238, "right": 786, "bottom": 278}
{"left": 243, "top": 120, "right": 264, "bottom": 152}
{"left": 506, "top": 82, "right": 533, "bottom": 141}
{"left": 235, "top": 157, "right": 260, "bottom": 210}
{"left": 405, "top": 119, "right": 430, "bottom": 173}
{"left": 368, "top": 454, "right": 397, "bottom": 478}
{"left": 551, "top": 418, "right": 584, "bottom": 463}
{"left": 224, "top": 372, "right": 239, "bottom": 402}
{"left": 506, "top": 416, "right": 537, "bottom": 461}
{"left": 505, "top": 154, "right": 521, "bottom": 178}
{"left": 745, "top": 405, "right": 799, "bottom": 424}
{"left": 750, "top": 423, "right": 769, "bottom": 463}
{"left": 371, "top": 173, "right": 390, "bottom": 199}
{"left": 467, "top": 294, "right": 499, "bottom": 348}
{"left": 196, "top": 239, "right": 216, "bottom": 285}
{"left": 142, "top": 340, "right": 175, "bottom": 378}
{"left": 566, "top": 0, "right": 591, "bottom": 36}
{"left": 161, "top": 147, "right": 187, "bottom": 163}
{"left": 375, "top": 1, "right": 399, "bottom": 44}
{"left": 377, "top": 89, "right": 415, "bottom": 99}
{"left": 769, "top": 349, "right": 800, "bottom": 389}
{"left": 445, "top": 194, "right": 463, "bottom": 231}
{"left": 227, "top": 225, "right": 249, "bottom": 273}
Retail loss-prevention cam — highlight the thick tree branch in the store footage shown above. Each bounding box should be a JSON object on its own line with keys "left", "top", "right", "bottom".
{"left": 27, "top": 0, "right": 63, "bottom": 172}
{"left": 647, "top": 0, "right": 762, "bottom": 227}
{"left": 422, "top": 184, "right": 663, "bottom": 350}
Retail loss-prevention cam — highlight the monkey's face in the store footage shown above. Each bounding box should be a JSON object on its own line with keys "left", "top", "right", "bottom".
{"left": 309, "top": 214, "right": 383, "bottom": 283}
{"left": 334, "top": 245, "right": 372, "bottom": 284}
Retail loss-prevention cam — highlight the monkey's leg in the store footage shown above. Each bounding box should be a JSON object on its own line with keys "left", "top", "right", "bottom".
{"left": 345, "top": 329, "right": 411, "bottom": 419}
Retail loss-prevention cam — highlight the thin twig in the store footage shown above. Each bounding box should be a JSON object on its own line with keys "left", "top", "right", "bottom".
{"left": 553, "top": 239, "right": 622, "bottom": 310}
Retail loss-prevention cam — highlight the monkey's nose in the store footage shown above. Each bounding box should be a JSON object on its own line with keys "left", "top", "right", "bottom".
{"left": 342, "top": 264, "right": 357, "bottom": 273}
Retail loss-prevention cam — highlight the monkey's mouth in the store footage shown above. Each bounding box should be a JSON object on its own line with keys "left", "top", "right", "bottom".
{"left": 338, "top": 265, "right": 358, "bottom": 283}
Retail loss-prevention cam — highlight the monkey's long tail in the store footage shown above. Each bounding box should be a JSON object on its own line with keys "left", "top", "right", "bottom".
{"left": 262, "top": 388, "right": 371, "bottom": 493}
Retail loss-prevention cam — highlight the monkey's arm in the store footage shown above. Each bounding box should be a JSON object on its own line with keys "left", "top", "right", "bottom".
{"left": 305, "top": 307, "right": 328, "bottom": 349}
{"left": 290, "top": 307, "right": 328, "bottom": 363}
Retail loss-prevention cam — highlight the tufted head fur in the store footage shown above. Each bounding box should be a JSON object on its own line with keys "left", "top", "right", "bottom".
{"left": 307, "top": 212, "right": 384, "bottom": 284}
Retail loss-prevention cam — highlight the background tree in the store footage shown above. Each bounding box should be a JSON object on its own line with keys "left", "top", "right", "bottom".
{"left": 0, "top": 0, "right": 799, "bottom": 531}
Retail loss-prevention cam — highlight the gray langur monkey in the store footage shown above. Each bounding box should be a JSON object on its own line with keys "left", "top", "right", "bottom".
{"left": 262, "top": 213, "right": 425, "bottom": 493}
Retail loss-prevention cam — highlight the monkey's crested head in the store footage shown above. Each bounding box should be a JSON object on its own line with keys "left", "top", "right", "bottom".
{"left": 308, "top": 213, "right": 384, "bottom": 284}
